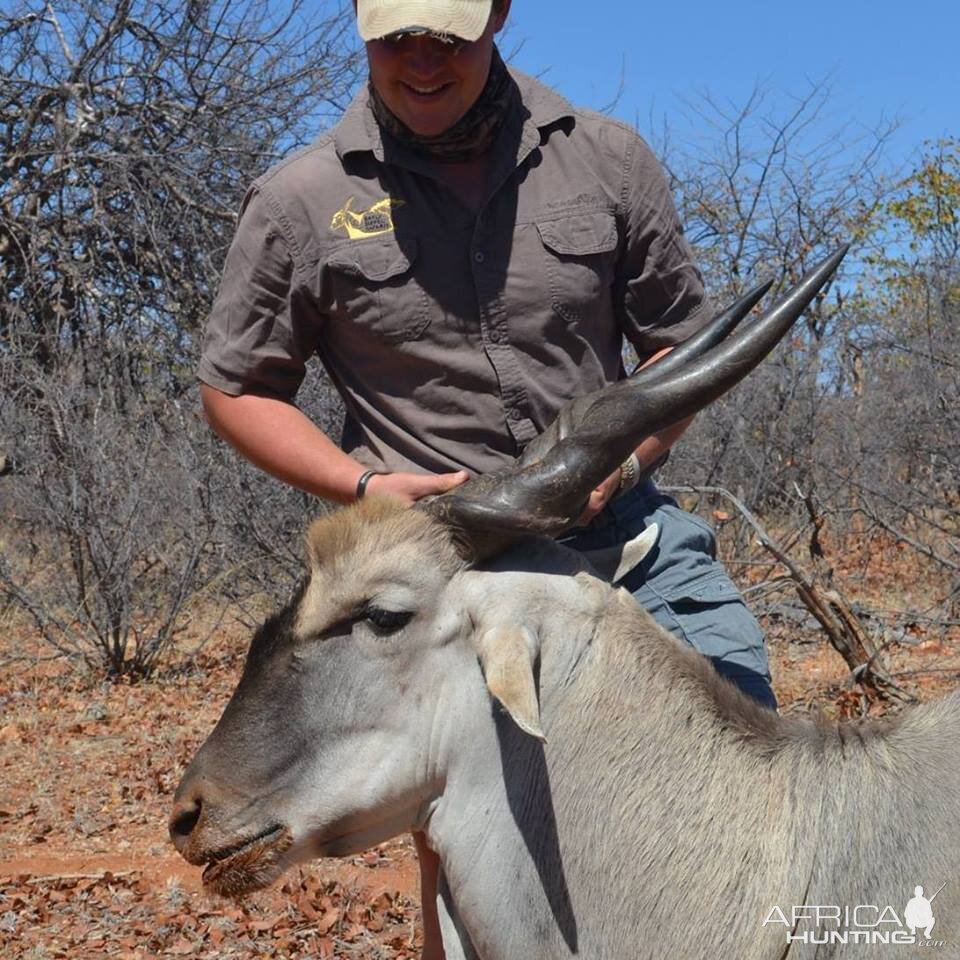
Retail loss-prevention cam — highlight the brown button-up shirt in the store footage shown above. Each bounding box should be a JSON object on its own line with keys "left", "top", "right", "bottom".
{"left": 200, "top": 67, "right": 712, "bottom": 476}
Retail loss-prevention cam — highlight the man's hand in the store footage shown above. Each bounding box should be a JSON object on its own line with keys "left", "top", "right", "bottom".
{"left": 365, "top": 470, "right": 469, "bottom": 506}
{"left": 576, "top": 468, "right": 621, "bottom": 526}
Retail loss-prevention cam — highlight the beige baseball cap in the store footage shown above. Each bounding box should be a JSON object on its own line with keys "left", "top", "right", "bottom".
{"left": 356, "top": 0, "right": 493, "bottom": 43}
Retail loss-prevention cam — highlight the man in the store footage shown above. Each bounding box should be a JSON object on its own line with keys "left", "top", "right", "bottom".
{"left": 199, "top": 1, "right": 777, "bottom": 954}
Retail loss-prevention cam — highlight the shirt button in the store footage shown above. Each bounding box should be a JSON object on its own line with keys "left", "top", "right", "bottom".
{"left": 508, "top": 409, "right": 522, "bottom": 421}
{"left": 474, "top": 251, "right": 485, "bottom": 263}
{"left": 488, "top": 328, "right": 500, "bottom": 342}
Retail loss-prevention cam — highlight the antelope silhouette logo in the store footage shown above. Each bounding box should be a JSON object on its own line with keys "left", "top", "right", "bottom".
{"left": 331, "top": 196, "right": 405, "bottom": 239}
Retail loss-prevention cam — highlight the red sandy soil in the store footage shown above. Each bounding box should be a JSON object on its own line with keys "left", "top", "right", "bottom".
{"left": 0, "top": 634, "right": 425, "bottom": 959}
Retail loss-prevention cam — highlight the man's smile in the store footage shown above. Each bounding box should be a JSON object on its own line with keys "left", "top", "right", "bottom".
{"left": 400, "top": 80, "right": 455, "bottom": 99}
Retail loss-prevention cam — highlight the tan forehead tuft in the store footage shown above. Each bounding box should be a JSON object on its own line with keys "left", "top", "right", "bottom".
{"left": 305, "top": 497, "right": 464, "bottom": 575}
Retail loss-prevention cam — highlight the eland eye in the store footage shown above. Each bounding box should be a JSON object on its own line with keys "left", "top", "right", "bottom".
{"left": 364, "top": 605, "right": 413, "bottom": 635}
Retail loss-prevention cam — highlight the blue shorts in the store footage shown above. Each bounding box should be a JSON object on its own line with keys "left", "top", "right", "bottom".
{"left": 560, "top": 481, "right": 777, "bottom": 710}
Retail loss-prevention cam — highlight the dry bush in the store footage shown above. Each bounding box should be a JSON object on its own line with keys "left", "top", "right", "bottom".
{"left": 657, "top": 92, "right": 958, "bottom": 620}
{"left": 0, "top": 0, "right": 357, "bottom": 676}
{"left": 1, "top": 0, "right": 359, "bottom": 379}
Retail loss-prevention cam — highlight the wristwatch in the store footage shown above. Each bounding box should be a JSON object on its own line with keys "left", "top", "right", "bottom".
{"left": 617, "top": 453, "right": 640, "bottom": 497}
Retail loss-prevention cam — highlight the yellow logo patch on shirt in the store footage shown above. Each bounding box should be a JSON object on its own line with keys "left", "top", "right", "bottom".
{"left": 331, "top": 196, "right": 405, "bottom": 239}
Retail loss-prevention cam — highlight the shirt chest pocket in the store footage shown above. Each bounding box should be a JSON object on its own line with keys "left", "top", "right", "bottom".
{"left": 536, "top": 212, "right": 619, "bottom": 325}
{"left": 325, "top": 235, "right": 431, "bottom": 344}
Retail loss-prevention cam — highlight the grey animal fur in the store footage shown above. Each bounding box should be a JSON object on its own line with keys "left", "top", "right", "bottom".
{"left": 442, "top": 577, "right": 960, "bottom": 958}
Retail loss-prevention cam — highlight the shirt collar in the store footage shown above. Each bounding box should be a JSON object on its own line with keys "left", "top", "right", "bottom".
{"left": 509, "top": 67, "right": 575, "bottom": 132}
{"left": 334, "top": 84, "right": 385, "bottom": 160}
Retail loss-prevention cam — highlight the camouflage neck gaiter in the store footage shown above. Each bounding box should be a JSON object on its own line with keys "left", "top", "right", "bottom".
{"left": 368, "top": 46, "right": 515, "bottom": 163}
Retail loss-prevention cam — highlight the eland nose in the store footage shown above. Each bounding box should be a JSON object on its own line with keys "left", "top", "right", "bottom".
{"left": 168, "top": 782, "right": 204, "bottom": 854}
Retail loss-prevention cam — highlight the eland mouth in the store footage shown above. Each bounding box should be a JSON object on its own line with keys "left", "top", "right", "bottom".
{"left": 199, "top": 824, "right": 293, "bottom": 897}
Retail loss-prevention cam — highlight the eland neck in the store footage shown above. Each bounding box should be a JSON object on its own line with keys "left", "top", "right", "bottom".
{"left": 426, "top": 587, "right": 960, "bottom": 959}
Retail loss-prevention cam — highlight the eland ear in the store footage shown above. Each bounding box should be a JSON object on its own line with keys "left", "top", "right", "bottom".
{"left": 475, "top": 624, "right": 545, "bottom": 742}
{"left": 582, "top": 523, "right": 659, "bottom": 584}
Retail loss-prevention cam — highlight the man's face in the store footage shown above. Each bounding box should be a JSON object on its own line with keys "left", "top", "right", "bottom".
{"left": 364, "top": 3, "right": 510, "bottom": 138}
